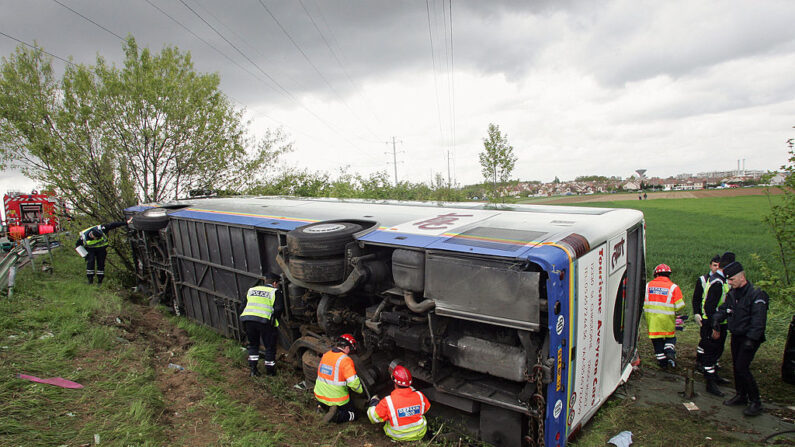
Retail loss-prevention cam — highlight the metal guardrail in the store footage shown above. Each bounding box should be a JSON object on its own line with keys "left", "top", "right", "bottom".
{"left": 0, "top": 234, "right": 62, "bottom": 298}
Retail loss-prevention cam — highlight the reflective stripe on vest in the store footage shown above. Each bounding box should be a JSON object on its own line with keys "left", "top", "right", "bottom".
{"left": 81, "top": 226, "right": 108, "bottom": 248}
{"left": 382, "top": 391, "right": 428, "bottom": 441}
{"left": 240, "top": 286, "right": 278, "bottom": 326}
{"left": 644, "top": 281, "right": 683, "bottom": 338}
{"left": 314, "top": 351, "right": 361, "bottom": 405}
{"left": 701, "top": 278, "right": 728, "bottom": 324}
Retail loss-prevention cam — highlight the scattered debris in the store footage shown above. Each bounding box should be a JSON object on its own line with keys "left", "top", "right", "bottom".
{"left": 17, "top": 374, "right": 84, "bottom": 389}
{"left": 115, "top": 337, "right": 130, "bottom": 344}
{"left": 94, "top": 433, "right": 101, "bottom": 444}
{"left": 167, "top": 363, "right": 185, "bottom": 371}
{"left": 66, "top": 412, "right": 76, "bottom": 417}
{"left": 293, "top": 380, "right": 308, "bottom": 390}
{"left": 38, "top": 332, "right": 54, "bottom": 340}
{"left": 115, "top": 317, "right": 122, "bottom": 324}
{"left": 683, "top": 402, "right": 699, "bottom": 412}
{"left": 608, "top": 430, "right": 633, "bottom": 446}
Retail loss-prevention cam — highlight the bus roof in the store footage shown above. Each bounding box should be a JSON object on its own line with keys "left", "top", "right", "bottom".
{"left": 128, "top": 196, "right": 643, "bottom": 259}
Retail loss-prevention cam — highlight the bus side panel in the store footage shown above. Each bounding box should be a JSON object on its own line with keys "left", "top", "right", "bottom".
{"left": 568, "top": 244, "right": 608, "bottom": 432}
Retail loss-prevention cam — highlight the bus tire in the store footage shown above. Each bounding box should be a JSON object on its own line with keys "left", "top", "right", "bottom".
{"left": 131, "top": 208, "right": 170, "bottom": 232}
{"left": 286, "top": 221, "right": 362, "bottom": 258}
{"left": 302, "top": 350, "right": 320, "bottom": 386}
{"left": 288, "top": 256, "right": 346, "bottom": 283}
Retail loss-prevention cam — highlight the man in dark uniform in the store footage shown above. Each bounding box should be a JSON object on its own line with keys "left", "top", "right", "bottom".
{"left": 75, "top": 221, "right": 127, "bottom": 285}
{"left": 693, "top": 254, "right": 721, "bottom": 369}
{"left": 239, "top": 277, "right": 284, "bottom": 377}
{"left": 712, "top": 261, "right": 769, "bottom": 416}
{"left": 698, "top": 253, "right": 733, "bottom": 396}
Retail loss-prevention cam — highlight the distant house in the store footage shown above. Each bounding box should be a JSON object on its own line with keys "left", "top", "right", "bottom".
{"left": 769, "top": 173, "right": 787, "bottom": 185}
{"left": 623, "top": 180, "right": 641, "bottom": 190}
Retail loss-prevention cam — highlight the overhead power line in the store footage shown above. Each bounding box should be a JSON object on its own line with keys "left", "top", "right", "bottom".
{"left": 257, "top": 0, "right": 381, "bottom": 142}
{"left": 176, "top": 0, "right": 366, "bottom": 152}
{"left": 0, "top": 31, "right": 75, "bottom": 66}
{"left": 52, "top": 0, "right": 125, "bottom": 41}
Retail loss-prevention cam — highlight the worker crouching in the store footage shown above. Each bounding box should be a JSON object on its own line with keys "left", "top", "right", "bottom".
{"left": 367, "top": 365, "right": 431, "bottom": 442}
{"left": 315, "top": 334, "right": 364, "bottom": 423}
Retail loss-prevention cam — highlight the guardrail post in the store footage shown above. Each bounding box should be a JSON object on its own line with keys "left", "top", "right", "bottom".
{"left": 8, "top": 265, "right": 16, "bottom": 299}
{"left": 22, "top": 238, "right": 35, "bottom": 272}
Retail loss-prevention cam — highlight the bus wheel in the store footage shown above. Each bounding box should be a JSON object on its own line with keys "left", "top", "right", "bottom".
{"left": 286, "top": 221, "right": 362, "bottom": 257}
{"left": 288, "top": 256, "right": 346, "bottom": 283}
{"left": 301, "top": 350, "right": 320, "bottom": 386}
{"left": 131, "top": 208, "right": 170, "bottom": 231}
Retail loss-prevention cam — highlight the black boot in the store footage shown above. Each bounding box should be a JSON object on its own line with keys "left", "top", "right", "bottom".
{"left": 743, "top": 400, "right": 762, "bottom": 417}
{"left": 723, "top": 394, "right": 748, "bottom": 406}
{"left": 705, "top": 377, "right": 725, "bottom": 397}
{"left": 87, "top": 275, "right": 94, "bottom": 284}
{"left": 714, "top": 374, "right": 731, "bottom": 385}
{"left": 249, "top": 361, "right": 260, "bottom": 377}
{"left": 265, "top": 365, "right": 276, "bottom": 376}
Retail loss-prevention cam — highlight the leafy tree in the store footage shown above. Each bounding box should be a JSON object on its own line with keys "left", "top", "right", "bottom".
{"left": 478, "top": 123, "right": 517, "bottom": 200}
{"left": 764, "top": 143, "right": 794, "bottom": 285}
{"left": 0, "top": 38, "right": 289, "bottom": 269}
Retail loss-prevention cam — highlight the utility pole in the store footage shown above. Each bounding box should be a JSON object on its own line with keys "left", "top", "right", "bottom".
{"left": 385, "top": 137, "right": 403, "bottom": 186}
{"left": 446, "top": 150, "right": 452, "bottom": 187}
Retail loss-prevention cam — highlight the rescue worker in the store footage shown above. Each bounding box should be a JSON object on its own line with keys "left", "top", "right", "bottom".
{"left": 644, "top": 263, "right": 685, "bottom": 368}
{"left": 75, "top": 221, "right": 127, "bottom": 285}
{"left": 712, "top": 261, "right": 769, "bottom": 417}
{"left": 315, "top": 334, "right": 364, "bottom": 423}
{"left": 239, "top": 277, "right": 284, "bottom": 377}
{"left": 697, "top": 252, "right": 734, "bottom": 396}
{"left": 693, "top": 254, "right": 721, "bottom": 369}
{"left": 367, "top": 365, "right": 431, "bottom": 442}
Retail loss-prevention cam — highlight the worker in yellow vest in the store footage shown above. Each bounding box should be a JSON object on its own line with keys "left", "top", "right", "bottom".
{"left": 75, "top": 221, "right": 127, "bottom": 285}
{"left": 239, "top": 277, "right": 284, "bottom": 377}
{"left": 644, "top": 264, "right": 685, "bottom": 368}
{"left": 315, "top": 334, "right": 363, "bottom": 423}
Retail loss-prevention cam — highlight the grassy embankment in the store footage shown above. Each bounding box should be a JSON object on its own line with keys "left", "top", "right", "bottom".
{"left": 0, "top": 245, "right": 449, "bottom": 447}
{"left": 563, "top": 194, "right": 795, "bottom": 446}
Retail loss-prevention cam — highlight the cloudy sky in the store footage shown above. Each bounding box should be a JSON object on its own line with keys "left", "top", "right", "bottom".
{"left": 1, "top": 0, "right": 794, "bottom": 198}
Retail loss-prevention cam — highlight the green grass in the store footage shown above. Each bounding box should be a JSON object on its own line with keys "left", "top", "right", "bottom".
{"left": 0, "top": 249, "right": 167, "bottom": 446}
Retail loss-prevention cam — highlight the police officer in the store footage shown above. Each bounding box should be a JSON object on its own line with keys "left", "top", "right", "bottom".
{"left": 644, "top": 264, "right": 685, "bottom": 368}
{"left": 367, "top": 365, "right": 431, "bottom": 442}
{"left": 75, "top": 221, "right": 127, "bottom": 285}
{"left": 315, "top": 334, "right": 364, "bottom": 423}
{"left": 693, "top": 254, "right": 721, "bottom": 369}
{"left": 712, "top": 261, "right": 769, "bottom": 417}
{"left": 698, "top": 252, "right": 734, "bottom": 396}
{"left": 239, "top": 277, "right": 284, "bottom": 377}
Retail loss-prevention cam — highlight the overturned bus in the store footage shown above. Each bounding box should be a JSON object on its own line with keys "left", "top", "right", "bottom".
{"left": 125, "top": 197, "right": 645, "bottom": 447}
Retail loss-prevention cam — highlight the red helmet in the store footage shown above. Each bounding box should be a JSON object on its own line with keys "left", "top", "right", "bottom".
{"left": 392, "top": 365, "right": 412, "bottom": 387}
{"left": 654, "top": 264, "right": 672, "bottom": 275}
{"left": 338, "top": 333, "right": 358, "bottom": 353}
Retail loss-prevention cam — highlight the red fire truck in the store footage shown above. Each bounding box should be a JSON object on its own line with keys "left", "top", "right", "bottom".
{"left": 2, "top": 190, "right": 66, "bottom": 241}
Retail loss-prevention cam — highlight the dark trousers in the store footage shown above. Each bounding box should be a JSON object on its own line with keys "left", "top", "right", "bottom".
{"left": 243, "top": 320, "right": 277, "bottom": 366}
{"left": 85, "top": 247, "right": 107, "bottom": 284}
{"left": 700, "top": 324, "right": 727, "bottom": 373}
{"left": 319, "top": 400, "right": 357, "bottom": 423}
{"left": 730, "top": 334, "right": 761, "bottom": 401}
{"left": 651, "top": 337, "right": 676, "bottom": 366}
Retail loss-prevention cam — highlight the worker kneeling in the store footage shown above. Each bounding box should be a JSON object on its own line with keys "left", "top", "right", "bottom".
{"left": 315, "top": 334, "right": 363, "bottom": 423}
{"left": 367, "top": 365, "right": 431, "bottom": 442}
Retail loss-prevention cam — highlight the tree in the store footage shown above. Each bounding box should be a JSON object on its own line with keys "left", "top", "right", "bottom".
{"left": 478, "top": 123, "right": 517, "bottom": 200}
{"left": 764, "top": 142, "right": 795, "bottom": 285}
{"left": 0, "top": 38, "right": 290, "bottom": 269}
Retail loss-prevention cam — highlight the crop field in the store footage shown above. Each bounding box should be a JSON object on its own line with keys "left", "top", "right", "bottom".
{"left": 1, "top": 192, "right": 793, "bottom": 446}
